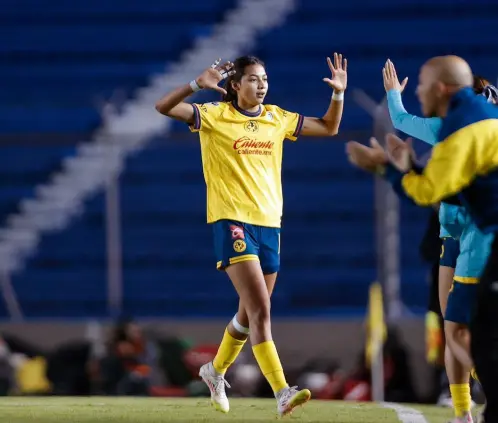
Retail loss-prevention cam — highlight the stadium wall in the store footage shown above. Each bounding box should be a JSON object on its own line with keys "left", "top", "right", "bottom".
{"left": 0, "top": 318, "right": 430, "bottom": 397}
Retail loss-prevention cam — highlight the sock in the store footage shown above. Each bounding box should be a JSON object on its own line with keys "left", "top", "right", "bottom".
{"left": 212, "top": 329, "right": 246, "bottom": 375}
{"left": 450, "top": 383, "right": 471, "bottom": 417}
{"left": 252, "top": 340, "right": 288, "bottom": 394}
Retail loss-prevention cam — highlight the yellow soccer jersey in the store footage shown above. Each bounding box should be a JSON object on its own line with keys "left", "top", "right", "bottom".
{"left": 190, "top": 101, "right": 303, "bottom": 228}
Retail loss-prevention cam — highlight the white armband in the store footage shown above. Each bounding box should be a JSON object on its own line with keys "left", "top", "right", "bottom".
{"left": 189, "top": 79, "right": 201, "bottom": 93}
{"left": 332, "top": 91, "right": 344, "bottom": 101}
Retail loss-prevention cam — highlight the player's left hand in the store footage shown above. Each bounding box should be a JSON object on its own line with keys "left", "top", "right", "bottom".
{"left": 323, "top": 52, "right": 347, "bottom": 93}
{"left": 346, "top": 137, "right": 387, "bottom": 173}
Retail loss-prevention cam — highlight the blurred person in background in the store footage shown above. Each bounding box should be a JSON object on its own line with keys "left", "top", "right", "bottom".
{"left": 100, "top": 318, "right": 157, "bottom": 396}
{"left": 1, "top": 333, "right": 52, "bottom": 396}
{"left": 155, "top": 52, "right": 347, "bottom": 416}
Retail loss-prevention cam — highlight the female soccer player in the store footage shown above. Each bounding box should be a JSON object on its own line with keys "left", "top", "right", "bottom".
{"left": 155, "top": 53, "right": 347, "bottom": 416}
{"left": 383, "top": 59, "right": 497, "bottom": 423}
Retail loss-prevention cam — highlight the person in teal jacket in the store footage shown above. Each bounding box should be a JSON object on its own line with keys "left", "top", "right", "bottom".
{"left": 383, "top": 59, "right": 497, "bottom": 423}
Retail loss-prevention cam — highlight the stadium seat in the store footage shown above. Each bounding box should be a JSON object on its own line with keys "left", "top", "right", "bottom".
{"left": 0, "top": 0, "right": 236, "bottom": 134}
{"left": 7, "top": 0, "right": 498, "bottom": 318}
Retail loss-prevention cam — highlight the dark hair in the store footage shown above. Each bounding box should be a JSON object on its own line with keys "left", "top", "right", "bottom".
{"left": 473, "top": 75, "right": 491, "bottom": 94}
{"left": 222, "top": 56, "right": 265, "bottom": 102}
{"left": 472, "top": 74, "right": 498, "bottom": 104}
{"left": 112, "top": 317, "right": 134, "bottom": 343}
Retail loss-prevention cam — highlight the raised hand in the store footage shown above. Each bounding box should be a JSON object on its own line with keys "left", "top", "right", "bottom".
{"left": 195, "top": 58, "right": 235, "bottom": 95}
{"left": 346, "top": 137, "right": 388, "bottom": 173}
{"left": 323, "top": 52, "right": 348, "bottom": 93}
{"left": 383, "top": 59, "right": 408, "bottom": 93}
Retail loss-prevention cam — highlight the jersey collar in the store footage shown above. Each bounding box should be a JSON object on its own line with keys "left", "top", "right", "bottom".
{"left": 449, "top": 87, "right": 477, "bottom": 110}
{"left": 232, "top": 101, "right": 262, "bottom": 117}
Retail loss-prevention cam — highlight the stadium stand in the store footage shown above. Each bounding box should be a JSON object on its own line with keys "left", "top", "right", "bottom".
{"left": 2, "top": 0, "right": 498, "bottom": 318}
{"left": 0, "top": 0, "right": 234, "bottom": 134}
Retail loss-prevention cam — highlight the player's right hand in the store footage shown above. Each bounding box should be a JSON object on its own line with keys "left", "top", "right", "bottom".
{"left": 385, "top": 133, "right": 414, "bottom": 172}
{"left": 195, "top": 58, "right": 235, "bottom": 95}
{"left": 383, "top": 59, "right": 408, "bottom": 93}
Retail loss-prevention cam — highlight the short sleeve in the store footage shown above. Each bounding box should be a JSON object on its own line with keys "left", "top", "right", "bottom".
{"left": 189, "top": 102, "right": 221, "bottom": 133}
{"left": 275, "top": 106, "right": 304, "bottom": 141}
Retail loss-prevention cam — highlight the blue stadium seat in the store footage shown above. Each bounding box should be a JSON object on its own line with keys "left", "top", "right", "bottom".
{"left": 0, "top": 145, "right": 77, "bottom": 218}
{"left": 8, "top": 132, "right": 430, "bottom": 318}
{"left": 1, "top": 0, "right": 236, "bottom": 134}
{"left": 10, "top": 138, "right": 380, "bottom": 318}
{"left": 8, "top": 0, "right": 497, "bottom": 318}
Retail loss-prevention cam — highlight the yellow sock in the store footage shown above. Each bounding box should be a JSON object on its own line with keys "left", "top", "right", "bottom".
{"left": 450, "top": 383, "right": 471, "bottom": 417}
{"left": 212, "top": 329, "right": 247, "bottom": 375}
{"left": 252, "top": 340, "right": 288, "bottom": 393}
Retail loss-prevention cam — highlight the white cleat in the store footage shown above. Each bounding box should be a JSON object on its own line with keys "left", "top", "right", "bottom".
{"left": 448, "top": 412, "right": 474, "bottom": 423}
{"left": 276, "top": 385, "right": 311, "bottom": 417}
{"left": 199, "top": 362, "right": 230, "bottom": 413}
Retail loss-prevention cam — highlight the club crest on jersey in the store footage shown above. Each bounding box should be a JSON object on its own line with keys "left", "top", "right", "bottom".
{"left": 266, "top": 112, "right": 273, "bottom": 121}
{"left": 233, "top": 240, "right": 247, "bottom": 253}
{"left": 229, "top": 225, "right": 245, "bottom": 240}
{"left": 244, "top": 120, "right": 259, "bottom": 133}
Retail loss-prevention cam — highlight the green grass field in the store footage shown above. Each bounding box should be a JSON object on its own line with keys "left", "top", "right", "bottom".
{"left": 0, "top": 397, "right": 464, "bottom": 423}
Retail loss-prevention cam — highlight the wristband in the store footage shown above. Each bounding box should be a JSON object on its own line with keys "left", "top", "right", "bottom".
{"left": 189, "top": 79, "right": 201, "bottom": 93}
{"left": 332, "top": 91, "right": 344, "bottom": 101}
